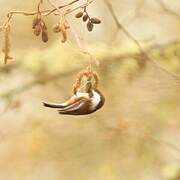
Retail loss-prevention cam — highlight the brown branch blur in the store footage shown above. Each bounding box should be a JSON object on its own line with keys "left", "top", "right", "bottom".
{"left": 104, "top": 0, "right": 180, "bottom": 80}
{"left": 157, "top": 0, "right": 180, "bottom": 20}
{"left": 1, "top": 40, "right": 180, "bottom": 100}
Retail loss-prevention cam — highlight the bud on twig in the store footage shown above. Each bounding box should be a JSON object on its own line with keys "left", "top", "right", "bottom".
{"left": 87, "top": 21, "right": 94, "bottom": 32}
{"left": 34, "top": 25, "right": 41, "bottom": 36}
{"left": 32, "top": 17, "right": 41, "bottom": 29}
{"left": 61, "top": 28, "right": 67, "bottom": 43}
{"left": 90, "top": 18, "right": 101, "bottom": 24}
{"left": 75, "top": 11, "right": 84, "bottom": 18}
{"left": 83, "top": 14, "right": 88, "bottom": 22}
{"left": 42, "top": 29, "right": 48, "bottom": 42}
{"left": 52, "top": 23, "right": 61, "bottom": 33}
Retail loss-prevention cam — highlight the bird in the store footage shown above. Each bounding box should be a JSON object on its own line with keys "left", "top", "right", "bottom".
{"left": 43, "top": 89, "right": 105, "bottom": 115}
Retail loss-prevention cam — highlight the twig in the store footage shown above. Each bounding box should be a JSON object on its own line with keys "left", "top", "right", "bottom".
{"left": 45, "top": 0, "right": 80, "bottom": 16}
{"left": 46, "top": 0, "right": 95, "bottom": 71}
{"left": 104, "top": 0, "right": 180, "bottom": 80}
{"left": 147, "top": 134, "right": 180, "bottom": 157}
{"left": 157, "top": 0, "right": 180, "bottom": 21}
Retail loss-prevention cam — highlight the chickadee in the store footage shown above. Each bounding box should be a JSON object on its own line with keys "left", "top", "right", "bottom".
{"left": 43, "top": 89, "right": 105, "bottom": 115}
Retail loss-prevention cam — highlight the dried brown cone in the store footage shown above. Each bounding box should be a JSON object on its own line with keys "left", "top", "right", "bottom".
{"left": 82, "top": 14, "right": 88, "bottom": 22}
{"left": 85, "top": 74, "right": 93, "bottom": 92}
{"left": 87, "top": 21, "right": 94, "bottom": 32}
{"left": 2, "top": 24, "right": 13, "bottom": 64}
{"left": 61, "top": 27, "right": 67, "bottom": 43}
{"left": 75, "top": 11, "right": 84, "bottom": 18}
{"left": 52, "top": 23, "right": 61, "bottom": 33}
{"left": 42, "top": 28, "right": 48, "bottom": 42}
{"left": 90, "top": 18, "right": 101, "bottom": 24}
{"left": 32, "top": 17, "right": 41, "bottom": 29}
{"left": 34, "top": 24, "right": 41, "bottom": 36}
{"left": 92, "top": 71, "right": 99, "bottom": 89}
{"left": 41, "top": 22, "right": 48, "bottom": 42}
{"left": 64, "top": 22, "right": 70, "bottom": 29}
{"left": 73, "top": 70, "right": 87, "bottom": 93}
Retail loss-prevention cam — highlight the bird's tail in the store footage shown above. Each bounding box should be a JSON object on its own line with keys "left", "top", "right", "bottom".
{"left": 43, "top": 102, "right": 67, "bottom": 108}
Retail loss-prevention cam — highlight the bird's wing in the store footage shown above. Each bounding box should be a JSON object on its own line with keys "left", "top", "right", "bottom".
{"left": 58, "top": 98, "right": 88, "bottom": 115}
{"left": 58, "top": 99, "right": 84, "bottom": 112}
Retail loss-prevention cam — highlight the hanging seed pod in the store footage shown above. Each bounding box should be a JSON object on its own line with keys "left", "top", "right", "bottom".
{"left": 92, "top": 71, "right": 99, "bottom": 89}
{"left": 82, "top": 14, "right": 88, "bottom": 22}
{"left": 34, "top": 25, "right": 41, "bottom": 36}
{"left": 41, "top": 24, "right": 48, "bottom": 42}
{"left": 75, "top": 11, "right": 84, "bottom": 18}
{"left": 3, "top": 24, "right": 13, "bottom": 64}
{"left": 42, "top": 29, "right": 48, "bottom": 42}
{"left": 90, "top": 18, "right": 101, "bottom": 24}
{"left": 52, "top": 23, "right": 61, "bottom": 33}
{"left": 61, "top": 28, "right": 67, "bottom": 43}
{"left": 32, "top": 17, "right": 41, "bottom": 29}
{"left": 87, "top": 21, "right": 94, "bottom": 32}
{"left": 64, "top": 22, "right": 70, "bottom": 29}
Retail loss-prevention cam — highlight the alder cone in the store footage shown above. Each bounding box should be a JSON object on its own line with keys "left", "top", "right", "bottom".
{"left": 83, "top": 14, "right": 88, "bottom": 22}
{"left": 32, "top": 17, "right": 41, "bottom": 29}
{"left": 34, "top": 25, "right": 41, "bottom": 36}
{"left": 87, "top": 21, "right": 94, "bottom": 32}
{"left": 42, "top": 29, "right": 48, "bottom": 42}
{"left": 64, "top": 22, "right": 70, "bottom": 29}
{"left": 90, "top": 18, "right": 101, "bottom": 24}
{"left": 75, "top": 11, "right": 83, "bottom": 18}
{"left": 61, "top": 29, "right": 67, "bottom": 43}
{"left": 53, "top": 24, "right": 61, "bottom": 33}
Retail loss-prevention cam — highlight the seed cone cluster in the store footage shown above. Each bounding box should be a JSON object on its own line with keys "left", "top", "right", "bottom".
{"left": 32, "top": 16, "right": 48, "bottom": 42}
{"left": 52, "top": 21, "right": 70, "bottom": 43}
{"left": 0, "top": 0, "right": 102, "bottom": 64}
{"left": 73, "top": 69, "right": 99, "bottom": 94}
{"left": 75, "top": 10, "right": 101, "bottom": 32}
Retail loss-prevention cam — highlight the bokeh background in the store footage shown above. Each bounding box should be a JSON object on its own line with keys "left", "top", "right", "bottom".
{"left": 1, "top": 0, "right": 180, "bottom": 179}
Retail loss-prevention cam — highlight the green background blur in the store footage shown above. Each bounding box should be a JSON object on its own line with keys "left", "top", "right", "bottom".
{"left": 0, "top": 0, "right": 180, "bottom": 179}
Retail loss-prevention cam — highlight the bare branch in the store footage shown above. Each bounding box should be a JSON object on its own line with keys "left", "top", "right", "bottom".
{"left": 157, "top": 0, "right": 180, "bottom": 20}
{"left": 104, "top": 0, "right": 180, "bottom": 80}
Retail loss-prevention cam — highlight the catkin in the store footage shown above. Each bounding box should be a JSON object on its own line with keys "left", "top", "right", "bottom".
{"left": 3, "top": 24, "right": 12, "bottom": 64}
{"left": 41, "top": 24, "right": 48, "bottom": 42}
{"left": 52, "top": 24, "right": 61, "bottom": 33}
{"left": 92, "top": 71, "right": 99, "bottom": 89}
{"left": 32, "top": 17, "right": 41, "bottom": 29}
{"left": 61, "top": 28, "right": 67, "bottom": 43}
{"left": 34, "top": 24, "right": 41, "bottom": 36}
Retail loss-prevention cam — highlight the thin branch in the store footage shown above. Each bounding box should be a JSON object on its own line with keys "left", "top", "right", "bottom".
{"left": 146, "top": 134, "right": 180, "bottom": 159}
{"left": 45, "top": 0, "right": 80, "bottom": 16}
{"left": 5, "top": 0, "right": 94, "bottom": 19}
{"left": 104, "top": 0, "right": 180, "bottom": 80}
{"left": 157, "top": 0, "right": 180, "bottom": 20}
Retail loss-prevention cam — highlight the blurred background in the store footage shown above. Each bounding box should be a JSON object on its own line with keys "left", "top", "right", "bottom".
{"left": 1, "top": 0, "right": 180, "bottom": 179}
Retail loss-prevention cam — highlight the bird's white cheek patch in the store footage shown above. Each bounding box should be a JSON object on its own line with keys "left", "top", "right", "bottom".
{"left": 91, "top": 91, "right": 101, "bottom": 110}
